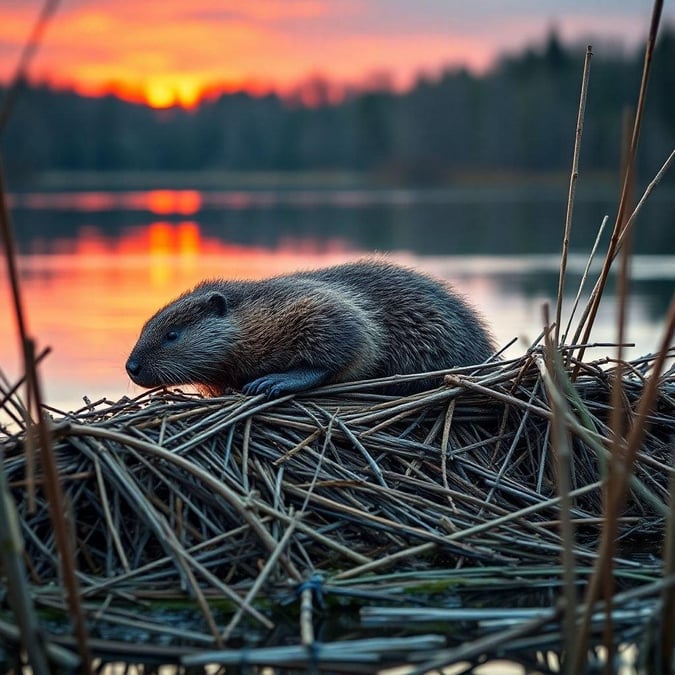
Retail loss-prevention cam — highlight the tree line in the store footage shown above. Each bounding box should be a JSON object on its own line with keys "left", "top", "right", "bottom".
{"left": 2, "top": 30, "right": 674, "bottom": 183}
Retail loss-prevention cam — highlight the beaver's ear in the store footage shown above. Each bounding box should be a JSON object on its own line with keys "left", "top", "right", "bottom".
{"left": 206, "top": 292, "right": 227, "bottom": 316}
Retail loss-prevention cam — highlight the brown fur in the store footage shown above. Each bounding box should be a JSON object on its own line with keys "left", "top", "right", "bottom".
{"left": 126, "top": 259, "right": 495, "bottom": 397}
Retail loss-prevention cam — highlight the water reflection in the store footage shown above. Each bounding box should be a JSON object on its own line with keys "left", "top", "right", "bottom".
{"left": 1, "top": 184, "right": 673, "bottom": 413}
{"left": 8, "top": 187, "right": 675, "bottom": 263}
{"left": 11, "top": 190, "right": 203, "bottom": 215}
{"left": 7, "top": 185, "right": 574, "bottom": 212}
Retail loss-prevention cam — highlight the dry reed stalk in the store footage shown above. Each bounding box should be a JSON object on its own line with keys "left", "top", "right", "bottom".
{"left": 539, "top": 320, "right": 578, "bottom": 673}
{"left": 618, "top": 148, "right": 675, "bottom": 246}
{"left": 555, "top": 45, "right": 593, "bottom": 346}
{"left": 0, "top": 453, "right": 53, "bottom": 673}
{"left": 299, "top": 574, "right": 315, "bottom": 646}
{"left": 67, "top": 422, "right": 305, "bottom": 581}
{"left": 92, "top": 440, "right": 224, "bottom": 646}
{"left": 0, "top": 619, "right": 79, "bottom": 670}
{"left": 571, "top": 0, "right": 664, "bottom": 374}
{"left": 0, "top": 346, "right": 51, "bottom": 436}
{"left": 253, "top": 498, "right": 371, "bottom": 564}
{"left": 602, "top": 197, "right": 634, "bottom": 672}
{"left": 408, "top": 607, "right": 562, "bottom": 675}
{"left": 1, "top": 165, "right": 92, "bottom": 671}
{"left": 573, "top": 296, "right": 675, "bottom": 674}
{"left": 221, "top": 519, "right": 297, "bottom": 642}
{"left": 182, "top": 634, "right": 447, "bottom": 669}
{"left": 0, "top": 0, "right": 95, "bottom": 668}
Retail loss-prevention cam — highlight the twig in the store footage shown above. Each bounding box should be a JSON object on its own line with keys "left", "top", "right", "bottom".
{"left": 221, "top": 519, "right": 296, "bottom": 642}
{"left": 555, "top": 45, "right": 593, "bottom": 346}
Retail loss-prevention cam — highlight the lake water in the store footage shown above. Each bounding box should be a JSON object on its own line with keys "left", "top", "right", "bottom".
{"left": 1, "top": 176, "right": 673, "bottom": 413}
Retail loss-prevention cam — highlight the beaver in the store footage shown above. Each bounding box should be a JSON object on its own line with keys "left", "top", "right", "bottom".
{"left": 125, "top": 259, "right": 495, "bottom": 397}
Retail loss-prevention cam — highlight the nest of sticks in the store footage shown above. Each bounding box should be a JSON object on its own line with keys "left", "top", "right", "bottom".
{"left": 3, "top": 347, "right": 673, "bottom": 599}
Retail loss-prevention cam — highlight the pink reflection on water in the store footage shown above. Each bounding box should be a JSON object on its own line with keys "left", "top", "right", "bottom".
{"left": 17, "top": 192, "right": 117, "bottom": 211}
{"left": 1, "top": 224, "right": 359, "bottom": 413}
{"left": 13, "top": 190, "right": 202, "bottom": 215}
{"left": 10, "top": 187, "right": 420, "bottom": 213}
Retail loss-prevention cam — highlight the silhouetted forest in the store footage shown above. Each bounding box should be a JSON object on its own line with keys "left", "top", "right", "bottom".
{"left": 2, "top": 30, "right": 674, "bottom": 183}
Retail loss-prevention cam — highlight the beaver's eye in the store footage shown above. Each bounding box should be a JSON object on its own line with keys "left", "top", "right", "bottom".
{"left": 165, "top": 330, "right": 179, "bottom": 343}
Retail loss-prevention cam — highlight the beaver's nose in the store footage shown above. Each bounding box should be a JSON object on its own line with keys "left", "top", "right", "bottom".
{"left": 126, "top": 358, "right": 141, "bottom": 377}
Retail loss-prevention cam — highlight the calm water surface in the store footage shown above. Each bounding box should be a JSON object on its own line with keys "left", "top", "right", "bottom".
{"left": 1, "top": 181, "right": 673, "bottom": 413}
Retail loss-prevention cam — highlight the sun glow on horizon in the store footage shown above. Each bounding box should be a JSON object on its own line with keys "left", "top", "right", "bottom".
{"left": 1, "top": 1, "right": 669, "bottom": 110}
{"left": 143, "top": 78, "right": 204, "bottom": 109}
{"left": 0, "top": 1, "right": 514, "bottom": 110}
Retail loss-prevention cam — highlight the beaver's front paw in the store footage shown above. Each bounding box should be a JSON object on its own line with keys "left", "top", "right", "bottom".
{"left": 243, "top": 367, "right": 330, "bottom": 398}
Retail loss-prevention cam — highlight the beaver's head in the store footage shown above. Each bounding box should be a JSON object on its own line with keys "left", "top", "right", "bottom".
{"left": 126, "top": 288, "right": 233, "bottom": 394}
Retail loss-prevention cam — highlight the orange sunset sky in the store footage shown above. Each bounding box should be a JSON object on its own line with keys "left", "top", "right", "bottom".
{"left": 1, "top": 1, "right": 673, "bottom": 108}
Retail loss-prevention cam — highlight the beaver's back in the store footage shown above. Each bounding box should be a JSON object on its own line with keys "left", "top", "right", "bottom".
{"left": 294, "top": 260, "right": 495, "bottom": 377}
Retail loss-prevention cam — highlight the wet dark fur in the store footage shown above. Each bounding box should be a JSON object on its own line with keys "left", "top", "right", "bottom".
{"left": 126, "top": 259, "right": 495, "bottom": 397}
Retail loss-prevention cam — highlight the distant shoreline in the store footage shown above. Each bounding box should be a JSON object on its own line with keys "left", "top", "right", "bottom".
{"left": 9, "top": 169, "right": 622, "bottom": 192}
